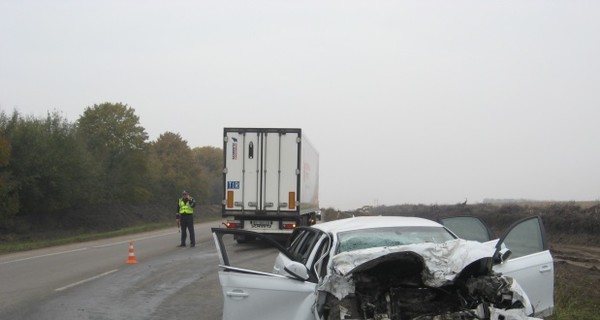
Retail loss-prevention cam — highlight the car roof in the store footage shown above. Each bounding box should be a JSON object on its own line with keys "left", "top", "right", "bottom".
{"left": 312, "top": 216, "right": 444, "bottom": 234}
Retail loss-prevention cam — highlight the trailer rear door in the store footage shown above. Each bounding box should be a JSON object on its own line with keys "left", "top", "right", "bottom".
{"left": 224, "top": 129, "right": 300, "bottom": 213}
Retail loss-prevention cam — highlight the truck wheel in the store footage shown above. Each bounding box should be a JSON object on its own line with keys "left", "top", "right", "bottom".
{"left": 234, "top": 235, "right": 248, "bottom": 244}
{"left": 301, "top": 215, "right": 309, "bottom": 226}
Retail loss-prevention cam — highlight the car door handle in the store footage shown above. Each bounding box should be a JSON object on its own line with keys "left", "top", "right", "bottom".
{"left": 539, "top": 265, "right": 552, "bottom": 273}
{"left": 226, "top": 289, "right": 249, "bottom": 299}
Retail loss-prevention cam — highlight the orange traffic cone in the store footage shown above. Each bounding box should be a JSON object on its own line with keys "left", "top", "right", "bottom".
{"left": 126, "top": 241, "right": 138, "bottom": 264}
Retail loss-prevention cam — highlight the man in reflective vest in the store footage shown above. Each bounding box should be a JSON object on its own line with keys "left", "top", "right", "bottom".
{"left": 177, "top": 190, "right": 196, "bottom": 247}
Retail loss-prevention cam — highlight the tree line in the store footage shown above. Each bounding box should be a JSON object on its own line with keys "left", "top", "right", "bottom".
{"left": 0, "top": 102, "right": 222, "bottom": 233}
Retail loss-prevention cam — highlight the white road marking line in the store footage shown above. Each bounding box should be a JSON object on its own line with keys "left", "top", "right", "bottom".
{"left": 55, "top": 269, "right": 119, "bottom": 292}
{"left": 0, "top": 248, "right": 89, "bottom": 266}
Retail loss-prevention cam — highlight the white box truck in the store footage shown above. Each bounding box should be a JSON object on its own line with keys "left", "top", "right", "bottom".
{"left": 222, "top": 128, "right": 319, "bottom": 243}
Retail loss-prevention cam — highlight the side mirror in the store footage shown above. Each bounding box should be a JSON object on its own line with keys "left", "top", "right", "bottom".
{"left": 284, "top": 261, "right": 310, "bottom": 281}
{"left": 493, "top": 248, "right": 512, "bottom": 264}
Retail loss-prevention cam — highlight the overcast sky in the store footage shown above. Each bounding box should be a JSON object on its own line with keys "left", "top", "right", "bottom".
{"left": 1, "top": 1, "right": 599, "bottom": 210}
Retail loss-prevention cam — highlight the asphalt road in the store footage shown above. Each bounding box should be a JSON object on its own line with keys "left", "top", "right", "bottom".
{"left": 0, "top": 220, "right": 278, "bottom": 320}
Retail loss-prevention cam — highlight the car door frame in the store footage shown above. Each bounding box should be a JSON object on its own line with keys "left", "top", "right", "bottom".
{"left": 211, "top": 228, "right": 325, "bottom": 320}
{"left": 273, "top": 227, "right": 330, "bottom": 280}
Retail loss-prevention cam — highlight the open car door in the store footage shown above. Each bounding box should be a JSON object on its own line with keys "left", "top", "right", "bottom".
{"left": 439, "top": 216, "right": 554, "bottom": 318}
{"left": 492, "top": 216, "right": 554, "bottom": 318}
{"left": 211, "top": 228, "right": 319, "bottom": 320}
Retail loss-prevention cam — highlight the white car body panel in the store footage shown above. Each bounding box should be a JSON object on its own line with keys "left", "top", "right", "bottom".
{"left": 494, "top": 250, "right": 554, "bottom": 317}
{"left": 218, "top": 268, "right": 317, "bottom": 320}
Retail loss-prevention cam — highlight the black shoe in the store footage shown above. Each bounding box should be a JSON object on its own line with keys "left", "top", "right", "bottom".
{"left": 178, "top": 244, "right": 186, "bottom": 247}
{"left": 190, "top": 244, "right": 195, "bottom": 248}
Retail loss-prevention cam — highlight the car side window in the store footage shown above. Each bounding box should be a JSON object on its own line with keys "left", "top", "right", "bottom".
{"left": 501, "top": 216, "right": 547, "bottom": 259}
{"left": 287, "top": 229, "right": 307, "bottom": 251}
{"left": 439, "top": 216, "right": 491, "bottom": 242}
{"left": 289, "top": 229, "right": 320, "bottom": 264}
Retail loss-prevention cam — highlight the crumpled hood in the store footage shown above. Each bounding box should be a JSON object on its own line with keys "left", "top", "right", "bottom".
{"left": 320, "top": 239, "right": 495, "bottom": 299}
{"left": 334, "top": 239, "right": 493, "bottom": 283}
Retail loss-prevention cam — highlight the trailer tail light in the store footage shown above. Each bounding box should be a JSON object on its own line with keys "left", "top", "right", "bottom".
{"left": 288, "top": 192, "right": 296, "bottom": 209}
{"left": 224, "top": 221, "right": 240, "bottom": 229}
{"left": 227, "top": 191, "right": 234, "bottom": 208}
{"left": 282, "top": 222, "right": 296, "bottom": 229}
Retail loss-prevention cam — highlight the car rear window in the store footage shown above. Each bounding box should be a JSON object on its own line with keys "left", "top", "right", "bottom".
{"left": 337, "top": 226, "right": 456, "bottom": 253}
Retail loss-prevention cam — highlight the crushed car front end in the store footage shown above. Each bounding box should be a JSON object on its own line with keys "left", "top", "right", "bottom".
{"left": 319, "top": 239, "right": 540, "bottom": 320}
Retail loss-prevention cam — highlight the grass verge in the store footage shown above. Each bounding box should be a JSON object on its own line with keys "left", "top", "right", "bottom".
{"left": 0, "top": 222, "right": 172, "bottom": 254}
{"left": 546, "top": 261, "right": 600, "bottom": 320}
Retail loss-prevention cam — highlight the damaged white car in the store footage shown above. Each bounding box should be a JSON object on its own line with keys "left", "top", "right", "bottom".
{"left": 211, "top": 216, "right": 554, "bottom": 320}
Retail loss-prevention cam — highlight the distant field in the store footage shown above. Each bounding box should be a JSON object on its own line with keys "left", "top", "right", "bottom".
{"left": 360, "top": 201, "right": 600, "bottom": 246}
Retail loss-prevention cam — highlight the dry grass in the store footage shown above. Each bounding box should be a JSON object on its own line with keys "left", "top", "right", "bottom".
{"left": 548, "top": 261, "right": 600, "bottom": 319}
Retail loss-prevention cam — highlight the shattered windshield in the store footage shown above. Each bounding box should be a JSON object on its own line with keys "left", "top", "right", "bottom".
{"left": 337, "top": 226, "right": 456, "bottom": 253}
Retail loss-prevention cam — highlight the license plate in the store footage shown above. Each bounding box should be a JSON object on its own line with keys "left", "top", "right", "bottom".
{"left": 250, "top": 220, "right": 273, "bottom": 228}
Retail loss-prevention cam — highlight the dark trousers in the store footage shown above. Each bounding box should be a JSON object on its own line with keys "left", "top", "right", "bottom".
{"left": 180, "top": 214, "right": 195, "bottom": 246}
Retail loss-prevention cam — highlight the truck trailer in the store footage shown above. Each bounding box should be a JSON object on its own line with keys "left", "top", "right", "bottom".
{"left": 222, "top": 128, "right": 319, "bottom": 243}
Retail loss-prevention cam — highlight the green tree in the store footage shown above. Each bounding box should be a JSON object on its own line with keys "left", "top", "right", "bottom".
{"left": 77, "top": 102, "right": 148, "bottom": 155}
{"left": 77, "top": 103, "right": 150, "bottom": 202}
{"left": 192, "top": 146, "right": 223, "bottom": 205}
{"left": 148, "top": 132, "right": 207, "bottom": 203}
{"left": 0, "top": 110, "right": 95, "bottom": 221}
{"left": 0, "top": 112, "right": 19, "bottom": 229}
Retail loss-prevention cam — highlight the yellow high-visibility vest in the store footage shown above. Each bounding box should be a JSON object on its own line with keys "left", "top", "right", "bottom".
{"left": 178, "top": 198, "right": 194, "bottom": 214}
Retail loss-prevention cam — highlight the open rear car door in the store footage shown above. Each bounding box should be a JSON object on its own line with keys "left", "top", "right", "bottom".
{"left": 211, "top": 228, "right": 319, "bottom": 320}
{"left": 439, "top": 216, "right": 554, "bottom": 318}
